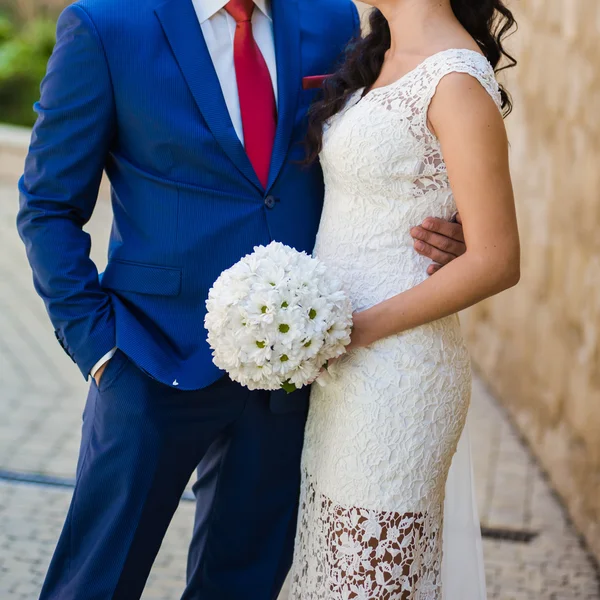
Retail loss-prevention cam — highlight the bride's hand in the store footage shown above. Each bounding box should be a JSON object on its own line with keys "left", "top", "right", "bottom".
{"left": 345, "top": 310, "right": 377, "bottom": 352}
{"left": 311, "top": 314, "right": 375, "bottom": 386}
{"left": 312, "top": 311, "right": 377, "bottom": 384}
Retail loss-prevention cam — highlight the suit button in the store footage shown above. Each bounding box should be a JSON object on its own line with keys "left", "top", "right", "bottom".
{"left": 264, "top": 195, "right": 277, "bottom": 209}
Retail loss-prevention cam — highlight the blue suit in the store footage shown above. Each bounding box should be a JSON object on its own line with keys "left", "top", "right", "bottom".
{"left": 17, "top": 0, "right": 359, "bottom": 597}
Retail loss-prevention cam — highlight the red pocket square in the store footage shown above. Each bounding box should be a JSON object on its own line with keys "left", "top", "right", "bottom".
{"left": 302, "top": 75, "right": 331, "bottom": 90}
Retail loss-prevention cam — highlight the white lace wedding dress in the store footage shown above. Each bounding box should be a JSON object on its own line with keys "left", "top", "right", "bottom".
{"left": 289, "top": 49, "right": 501, "bottom": 600}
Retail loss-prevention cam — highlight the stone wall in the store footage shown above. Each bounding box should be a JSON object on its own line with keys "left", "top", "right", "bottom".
{"left": 458, "top": 1, "right": 600, "bottom": 560}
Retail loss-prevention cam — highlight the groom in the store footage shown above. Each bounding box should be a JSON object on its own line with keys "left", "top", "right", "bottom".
{"left": 17, "top": 0, "right": 467, "bottom": 598}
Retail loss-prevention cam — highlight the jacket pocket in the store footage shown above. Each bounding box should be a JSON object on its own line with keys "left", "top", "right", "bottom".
{"left": 100, "top": 259, "right": 181, "bottom": 297}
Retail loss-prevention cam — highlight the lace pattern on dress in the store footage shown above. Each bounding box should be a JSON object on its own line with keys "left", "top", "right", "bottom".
{"left": 324, "top": 49, "right": 502, "bottom": 201}
{"left": 291, "top": 478, "right": 444, "bottom": 600}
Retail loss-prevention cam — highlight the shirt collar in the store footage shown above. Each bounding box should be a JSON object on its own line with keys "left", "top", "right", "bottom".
{"left": 194, "top": 0, "right": 272, "bottom": 24}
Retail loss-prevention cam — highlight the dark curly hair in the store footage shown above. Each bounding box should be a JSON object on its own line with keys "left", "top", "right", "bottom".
{"left": 305, "top": 1, "right": 517, "bottom": 163}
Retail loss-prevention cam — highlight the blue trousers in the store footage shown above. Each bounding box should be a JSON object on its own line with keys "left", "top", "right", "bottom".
{"left": 39, "top": 351, "right": 309, "bottom": 599}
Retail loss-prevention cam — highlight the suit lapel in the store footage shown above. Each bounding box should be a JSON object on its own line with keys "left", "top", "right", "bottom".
{"left": 267, "top": 0, "right": 301, "bottom": 191}
{"left": 155, "top": 0, "right": 262, "bottom": 190}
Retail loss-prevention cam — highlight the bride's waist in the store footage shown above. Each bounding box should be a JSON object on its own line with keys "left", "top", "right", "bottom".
{"left": 315, "top": 239, "right": 421, "bottom": 267}
{"left": 315, "top": 251, "right": 432, "bottom": 308}
{"left": 343, "top": 315, "right": 470, "bottom": 368}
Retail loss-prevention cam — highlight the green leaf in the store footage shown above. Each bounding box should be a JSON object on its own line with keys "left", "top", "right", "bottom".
{"left": 281, "top": 381, "right": 297, "bottom": 394}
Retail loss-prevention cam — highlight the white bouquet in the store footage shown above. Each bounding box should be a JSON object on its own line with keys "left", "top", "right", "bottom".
{"left": 205, "top": 242, "right": 353, "bottom": 392}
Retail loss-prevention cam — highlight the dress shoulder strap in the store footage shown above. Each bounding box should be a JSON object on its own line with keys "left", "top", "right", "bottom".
{"left": 420, "top": 48, "right": 503, "bottom": 113}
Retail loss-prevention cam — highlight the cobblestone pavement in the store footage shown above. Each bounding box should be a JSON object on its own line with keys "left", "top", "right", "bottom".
{"left": 1, "top": 181, "right": 599, "bottom": 599}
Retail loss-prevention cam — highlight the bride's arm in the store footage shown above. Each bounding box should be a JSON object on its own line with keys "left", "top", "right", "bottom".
{"left": 349, "top": 73, "right": 520, "bottom": 349}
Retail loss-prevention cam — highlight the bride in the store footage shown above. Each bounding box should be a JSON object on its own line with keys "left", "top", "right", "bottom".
{"left": 289, "top": 0, "right": 519, "bottom": 598}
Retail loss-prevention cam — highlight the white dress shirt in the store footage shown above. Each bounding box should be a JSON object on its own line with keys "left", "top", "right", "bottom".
{"left": 194, "top": 0, "right": 278, "bottom": 144}
{"left": 91, "top": 0, "right": 278, "bottom": 378}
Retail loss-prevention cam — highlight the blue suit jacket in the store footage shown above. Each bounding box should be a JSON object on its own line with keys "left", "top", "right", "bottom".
{"left": 17, "top": 0, "right": 359, "bottom": 390}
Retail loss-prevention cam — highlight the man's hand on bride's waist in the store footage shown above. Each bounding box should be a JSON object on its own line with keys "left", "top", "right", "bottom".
{"left": 410, "top": 213, "right": 465, "bottom": 275}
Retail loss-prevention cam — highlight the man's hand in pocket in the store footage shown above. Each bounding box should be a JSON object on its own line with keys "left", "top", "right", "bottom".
{"left": 94, "top": 361, "right": 109, "bottom": 386}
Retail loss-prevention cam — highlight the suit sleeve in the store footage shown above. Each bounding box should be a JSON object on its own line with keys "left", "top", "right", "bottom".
{"left": 350, "top": 0, "right": 361, "bottom": 37}
{"left": 17, "top": 4, "right": 117, "bottom": 379}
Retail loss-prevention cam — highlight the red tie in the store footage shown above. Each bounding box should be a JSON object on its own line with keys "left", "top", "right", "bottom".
{"left": 225, "top": 0, "right": 277, "bottom": 189}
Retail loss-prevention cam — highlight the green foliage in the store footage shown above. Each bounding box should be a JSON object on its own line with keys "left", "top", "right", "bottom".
{"left": 0, "top": 14, "right": 13, "bottom": 43}
{"left": 0, "top": 14, "right": 57, "bottom": 127}
{"left": 281, "top": 381, "right": 297, "bottom": 394}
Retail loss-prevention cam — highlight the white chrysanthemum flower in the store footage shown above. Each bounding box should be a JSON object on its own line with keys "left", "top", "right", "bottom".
{"left": 205, "top": 241, "right": 353, "bottom": 392}
{"left": 288, "top": 360, "right": 322, "bottom": 388}
{"left": 245, "top": 288, "right": 280, "bottom": 325}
